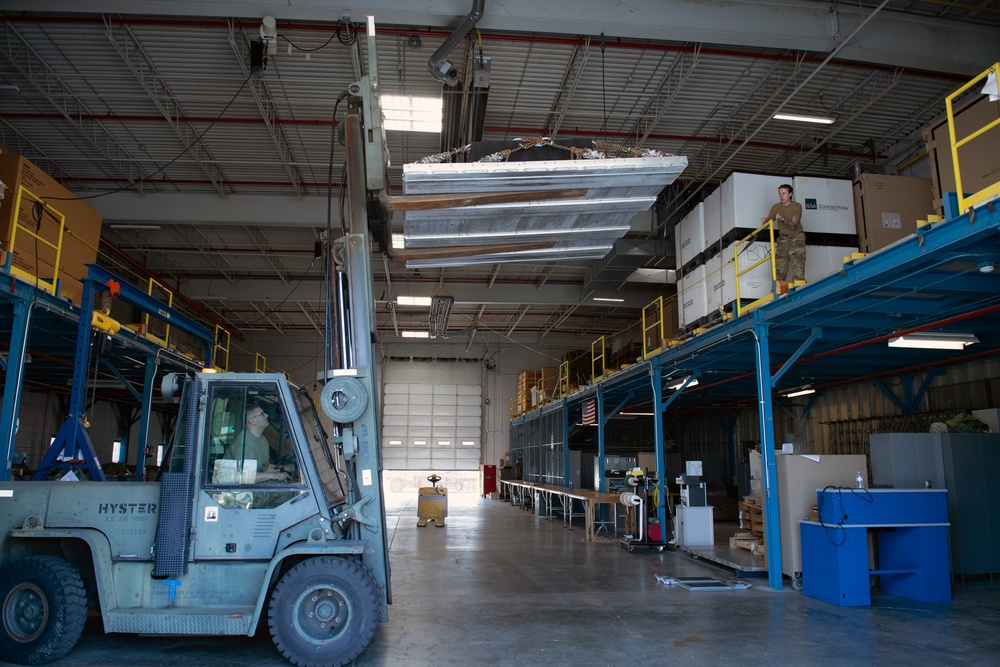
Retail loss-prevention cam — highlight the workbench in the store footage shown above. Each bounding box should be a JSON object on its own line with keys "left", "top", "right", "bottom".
{"left": 499, "top": 480, "right": 621, "bottom": 542}
{"left": 800, "top": 488, "right": 951, "bottom": 606}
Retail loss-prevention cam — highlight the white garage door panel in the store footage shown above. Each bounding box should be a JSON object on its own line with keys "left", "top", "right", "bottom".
{"left": 381, "top": 362, "right": 484, "bottom": 471}
{"left": 407, "top": 415, "right": 433, "bottom": 428}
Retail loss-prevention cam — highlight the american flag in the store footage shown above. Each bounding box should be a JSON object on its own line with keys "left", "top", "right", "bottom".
{"left": 582, "top": 398, "right": 597, "bottom": 426}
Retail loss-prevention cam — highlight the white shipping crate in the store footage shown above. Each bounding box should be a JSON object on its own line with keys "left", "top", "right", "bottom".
{"left": 793, "top": 176, "right": 856, "bottom": 234}
{"left": 717, "top": 240, "right": 773, "bottom": 307}
{"left": 804, "top": 245, "right": 857, "bottom": 284}
{"left": 678, "top": 203, "right": 706, "bottom": 268}
{"left": 703, "top": 187, "right": 723, "bottom": 252}
{"left": 720, "top": 172, "right": 790, "bottom": 238}
{"left": 680, "top": 263, "right": 709, "bottom": 327}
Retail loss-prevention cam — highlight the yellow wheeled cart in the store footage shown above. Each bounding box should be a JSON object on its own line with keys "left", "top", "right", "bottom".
{"left": 417, "top": 473, "right": 448, "bottom": 527}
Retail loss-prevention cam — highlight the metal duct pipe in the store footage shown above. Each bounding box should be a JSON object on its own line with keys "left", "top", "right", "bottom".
{"left": 428, "top": 0, "right": 485, "bottom": 86}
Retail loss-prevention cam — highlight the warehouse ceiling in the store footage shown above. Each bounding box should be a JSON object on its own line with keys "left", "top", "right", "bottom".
{"left": 1, "top": 1, "right": 1000, "bottom": 356}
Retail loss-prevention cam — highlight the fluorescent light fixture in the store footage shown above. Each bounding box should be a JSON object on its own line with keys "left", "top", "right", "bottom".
{"left": 593, "top": 297, "right": 625, "bottom": 303}
{"left": 401, "top": 330, "right": 430, "bottom": 338}
{"left": 461, "top": 440, "right": 476, "bottom": 446}
{"left": 109, "top": 224, "right": 162, "bottom": 230}
{"left": 888, "top": 332, "right": 979, "bottom": 350}
{"left": 381, "top": 94, "right": 443, "bottom": 133}
{"left": 772, "top": 112, "right": 835, "bottom": 125}
{"left": 667, "top": 377, "right": 698, "bottom": 390}
{"left": 388, "top": 440, "right": 402, "bottom": 446}
{"left": 437, "top": 440, "right": 452, "bottom": 447}
{"left": 397, "top": 296, "right": 433, "bottom": 306}
{"left": 620, "top": 411, "right": 656, "bottom": 416}
{"left": 784, "top": 388, "right": 816, "bottom": 398}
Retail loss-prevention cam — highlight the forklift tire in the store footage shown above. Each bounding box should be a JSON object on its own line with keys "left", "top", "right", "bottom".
{"left": 0, "top": 555, "right": 87, "bottom": 665}
{"left": 268, "top": 556, "right": 380, "bottom": 667}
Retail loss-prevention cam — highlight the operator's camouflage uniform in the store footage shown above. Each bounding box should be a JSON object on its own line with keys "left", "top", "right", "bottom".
{"left": 775, "top": 231, "right": 806, "bottom": 282}
{"left": 767, "top": 198, "right": 806, "bottom": 282}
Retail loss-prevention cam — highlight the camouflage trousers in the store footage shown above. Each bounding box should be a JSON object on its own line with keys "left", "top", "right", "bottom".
{"left": 775, "top": 232, "right": 806, "bottom": 282}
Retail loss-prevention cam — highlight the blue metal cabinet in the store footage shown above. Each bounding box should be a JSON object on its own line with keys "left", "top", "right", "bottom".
{"left": 801, "top": 489, "right": 952, "bottom": 606}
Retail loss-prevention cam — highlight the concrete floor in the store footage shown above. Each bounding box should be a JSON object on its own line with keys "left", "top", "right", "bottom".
{"left": 4, "top": 492, "right": 999, "bottom": 667}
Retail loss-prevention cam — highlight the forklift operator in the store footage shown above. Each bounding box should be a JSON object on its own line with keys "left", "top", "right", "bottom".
{"left": 225, "top": 406, "right": 290, "bottom": 483}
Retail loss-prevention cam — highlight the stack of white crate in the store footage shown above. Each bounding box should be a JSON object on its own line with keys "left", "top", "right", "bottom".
{"left": 676, "top": 173, "right": 860, "bottom": 332}
{"left": 793, "top": 176, "right": 859, "bottom": 283}
{"left": 711, "top": 173, "right": 788, "bottom": 312}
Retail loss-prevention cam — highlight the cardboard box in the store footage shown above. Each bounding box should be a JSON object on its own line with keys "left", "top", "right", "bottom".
{"left": 852, "top": 173, "right": 933, "bottom": 253}
{"left": 0, "top": 146, "right": 102, "bottom": 304}
{"left": 923, "top": 94, "right": 1000, "bottom": 214}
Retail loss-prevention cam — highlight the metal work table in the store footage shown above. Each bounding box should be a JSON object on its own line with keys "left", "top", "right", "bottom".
{"left": 499, "top": 480, "right": 621, "bottom": 542}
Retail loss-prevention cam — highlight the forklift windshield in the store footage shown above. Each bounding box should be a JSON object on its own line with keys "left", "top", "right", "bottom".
{"left": 292, "top": 388, "right": 347, "bottom": 508}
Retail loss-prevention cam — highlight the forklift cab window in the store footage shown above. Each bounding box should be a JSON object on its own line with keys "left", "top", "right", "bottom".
{"left": 205, "top": 383, "right": 303, "bottom": 509}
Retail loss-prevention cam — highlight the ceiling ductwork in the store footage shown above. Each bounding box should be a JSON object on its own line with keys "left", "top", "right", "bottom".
{"left": 427, "top": 0, "right": 485, "bottom": 87}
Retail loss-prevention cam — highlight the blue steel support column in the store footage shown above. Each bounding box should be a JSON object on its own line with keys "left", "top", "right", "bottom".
{"left": 133, "top": 355, "right": 158, "bottom": 480}
{"left": 596, "top": 386, "right": 606, "bottom": 493}
{"left": 650, "top": 364, "right": 668, "bottom": 540}
{"left": 562, "top": 400, "right": 570, "bottom": 486}
{"left": 0, "top": 294, "right": 33, "bottom": 482}
{"left": 752, "top": 314, "right": 783, "bottom": 588}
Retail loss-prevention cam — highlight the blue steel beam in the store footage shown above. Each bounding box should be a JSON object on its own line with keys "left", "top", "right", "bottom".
{"left": 100, "top": 358, "right": 142, "bottom": 401}
{"left": 597, "top": 386, "right": 605, "bottom": 493}
{"left": 650, "top": 366, "right": 668, "bottom": 542}
{"left": 134, "top": 356, "right": 158, "bottom": 480}
{"left": 911, "top": 370, "right": 944, "bottom": 412}
{"left": 85, "top": 264, "right": 215, "bottom": 364}
{"left": 770, "top": 327, "right": 822, "bottom": 388}
{"left": 562, "top": 400, "right": 570, "bottom": 486}
{"left": 752, "top": 314, "right": 784, "bottom": 589}
{"left": 0, "top": 282, "right": 33, "bottom": 481}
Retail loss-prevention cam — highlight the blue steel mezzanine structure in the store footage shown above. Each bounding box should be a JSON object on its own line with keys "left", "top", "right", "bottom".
{"left": 511, "top": 194, "right": 1000, "bottom": 590}
{"left": 0, "top": 263, "right": 215, "bottom": 482}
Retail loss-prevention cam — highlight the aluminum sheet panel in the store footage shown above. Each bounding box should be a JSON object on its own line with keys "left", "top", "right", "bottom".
{"left": 400, "top": 156, "right": 687, "bottom": 266}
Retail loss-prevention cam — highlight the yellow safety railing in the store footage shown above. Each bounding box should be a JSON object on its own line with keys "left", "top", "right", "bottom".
{"left": 642, "top": 295, "right": 666, "bottom": 359}
{"left": 6, "top": 185, "right": 65, "bottom": 296}
{"left": 591, "top": 335, "right": 606, "bottom": 383}
{"left": 142, "top": 278, "right": 173, "bottom": 347}
{"left": 213, "top": 325, "right": 231, "bottom": 372}
{"left": 557, "top": 360, "right": 570, "bottom": 398}
{"left": 946, "top": 62, "right": 1000, "bottom": 213}
{"left": 735, "top": 219, "right": 778, "bottom": 318}
{"left": 255, "top": 353, "right": 267, "bottom": 373}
